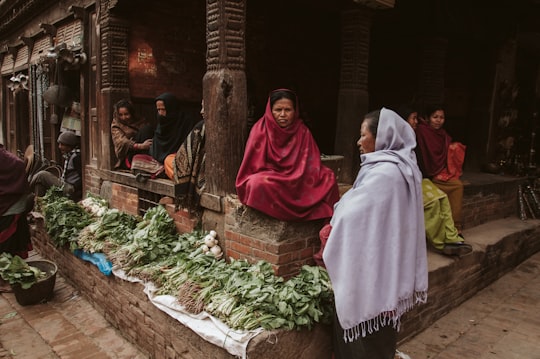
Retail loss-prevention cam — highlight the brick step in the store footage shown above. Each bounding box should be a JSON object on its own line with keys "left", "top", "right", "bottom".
{"left": 461, "top": 172, "right": 525, "bottom": 229}
{"left": 398, "top": 216, "right": 540, "bottom": 344}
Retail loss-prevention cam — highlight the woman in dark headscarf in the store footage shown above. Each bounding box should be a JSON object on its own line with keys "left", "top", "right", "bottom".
{"left": 0, "top": 146, "right": 33, "bottom": 261}
{"left": 151, "top": 93, "right": 197, "bottom": 164}
{"left": 235, "top": 89, "right": 339, "bottom": 221}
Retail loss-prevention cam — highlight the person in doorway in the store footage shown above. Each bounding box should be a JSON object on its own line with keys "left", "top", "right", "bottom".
{"left": 235, "top": 88, "right": 340, "bottom": 221}
{"left": 164, "top": 100, "right": 206, "bottom": 211}
{"left": 111, "top": 99, "right": 154, "bottom": 170}
{"left": 0, "top": 145, "right": 34, "bottom": 265}
{"left": 323, "top": 108, "right": 428, "bottom": 359}
{"left": 415, "top": 105, "right": 466, "bottom": 236}
{"left": 150, "top": 93, "right": 197, "bottom": 164}
{"left": 396, "top": 106, "right": 472, "bottom": 256}
{"left": 30, "top": 131, "right": 82, "bottom": 202}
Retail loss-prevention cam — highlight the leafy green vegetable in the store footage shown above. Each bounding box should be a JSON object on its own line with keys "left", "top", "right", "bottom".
{"left": 0, "top": 253, "right": 47, "bottom": 289}
{"left": 39, "top": 187, "right": 93, "bottom": 250}
{"left": 38, "top": 193, "right": 336, "bottom": 331}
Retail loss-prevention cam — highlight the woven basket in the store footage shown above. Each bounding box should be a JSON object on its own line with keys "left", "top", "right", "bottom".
{"left": 11, "top": 260, "right": 57, "bottom": 306}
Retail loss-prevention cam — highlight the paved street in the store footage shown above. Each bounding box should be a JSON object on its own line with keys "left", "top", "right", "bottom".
{"left": 1, "top": 250, "right": 539, "bottom": 359}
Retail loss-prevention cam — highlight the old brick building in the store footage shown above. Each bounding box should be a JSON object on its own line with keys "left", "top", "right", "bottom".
{"left": 1, "top": 0, "right": 540, "bottom": 275}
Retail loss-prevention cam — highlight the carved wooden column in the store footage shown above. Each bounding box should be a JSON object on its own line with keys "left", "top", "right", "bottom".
{"left": 334, "top": 7, "right": 373, "bottom": 184}
{"left": 202, "top": 0, "right": 247, "bottom": 201}
{"left": 418, "top": 37, "right": 448, "bottom": 106}
{"left": 97, "top": 0, "right": 130, "bottom": 170}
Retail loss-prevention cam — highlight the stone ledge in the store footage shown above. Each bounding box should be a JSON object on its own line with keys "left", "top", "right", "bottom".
{"left": 103, "top": 170, "right": 180, "bottom": 198}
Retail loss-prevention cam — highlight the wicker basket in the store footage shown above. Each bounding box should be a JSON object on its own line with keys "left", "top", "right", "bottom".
{"left": 11, "top": 260, "right": 57, "bottom": 306}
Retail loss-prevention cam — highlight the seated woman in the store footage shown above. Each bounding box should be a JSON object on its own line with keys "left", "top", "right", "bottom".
{"left": 164, "top": 101, "right": 206, "bottom": 212}
{"left": 397, "top": 106, "right": 472, "bottom": 256}
{"left": 415, "top": 105, "right": 466, "bottom": 236}
{"left": 0, "top": 145, "right": 33, "bottom": 263}
{"left": 151, "top": 93, "right": 197, "bottom": 164}
{"left": 235, "top": 89, "right": 339, "bottom": 221}
{"left": 110, "top": 99, "right": 154, "bottom": 170}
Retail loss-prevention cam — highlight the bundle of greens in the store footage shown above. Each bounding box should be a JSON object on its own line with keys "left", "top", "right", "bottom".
{"left": 39, "top": 193, "right": 335, "bottom": 331}
{"left": 40, "top": 188, "right": 93, "bottom": 250}
{"left": 77, "top": 208, "right": 138, "bottom": 253}
{"left": 0, "top": 253, "right": 47, "bottom": 289}
{"left": 107, "top": 205, "right": 179, "bottom": 274}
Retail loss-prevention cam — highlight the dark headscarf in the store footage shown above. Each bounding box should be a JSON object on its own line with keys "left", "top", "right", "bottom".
{"left": 0, "top": 147, "right": 29, "bottom": 216}
{"left": 150, "top": 93, "right": 196, "bottom": 163}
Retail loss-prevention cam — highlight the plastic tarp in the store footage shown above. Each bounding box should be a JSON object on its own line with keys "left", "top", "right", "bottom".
{"left": 113, "top": 268, "right": 262, "bottom": 359}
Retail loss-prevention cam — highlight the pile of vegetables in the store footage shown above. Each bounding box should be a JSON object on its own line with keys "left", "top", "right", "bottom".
{"left": 0, "top": 253, "right": 48, "bottom": 289}
{"left": 39, "top": 192, "right": 335, "bottom": 331}
{"left": 38, "top": 188, "right": 93, "bottom": 250}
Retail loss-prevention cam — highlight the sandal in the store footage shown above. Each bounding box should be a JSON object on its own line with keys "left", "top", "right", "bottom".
{"left": 442, "top": 242, "right": 472, "bottom": 256}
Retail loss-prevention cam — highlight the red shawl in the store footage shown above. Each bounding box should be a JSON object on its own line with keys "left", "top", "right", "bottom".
{"left": 0, "top": 147, "right": 29, "bottom": 216}
{"left": 415, "top": 121, "right": 451, "bottom": 177}
{"left": 235, "top": 94, "right": 339, "bottom": 221}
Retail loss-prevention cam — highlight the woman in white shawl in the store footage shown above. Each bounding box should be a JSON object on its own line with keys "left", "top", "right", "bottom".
{"left": 323, "top": 108, "right": 428, "bottom": 358}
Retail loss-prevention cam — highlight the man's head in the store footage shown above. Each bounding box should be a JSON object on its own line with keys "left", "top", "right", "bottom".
{"left": 57, "top": 131, "right": 79, "bottom": 154}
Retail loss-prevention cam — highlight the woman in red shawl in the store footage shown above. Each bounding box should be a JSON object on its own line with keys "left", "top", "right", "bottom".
{"left": 0, "top": 145, "right": 33, "bottom": 262}
{"left": 235, "top": 89, "right": 339, "bottom": 221}
{"left": 415, "top": 105, "right": 466, "bottom": 235}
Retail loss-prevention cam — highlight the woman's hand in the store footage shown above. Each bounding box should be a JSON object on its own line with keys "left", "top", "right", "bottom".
{"left": 140, "top": 139, "right": 153, "bottom": 150}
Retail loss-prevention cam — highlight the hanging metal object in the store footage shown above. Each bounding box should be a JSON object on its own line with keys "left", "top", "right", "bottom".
{"left": 42, "top": 84, "right": 73, "bottom": 107}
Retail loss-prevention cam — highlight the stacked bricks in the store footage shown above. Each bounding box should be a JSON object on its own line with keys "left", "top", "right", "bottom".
{"left": 84, "top": 167, "right": 103, "bottom": 198}
{"left": 109, "top": 182, "right": 139, "bottom": 216}
{"left": 223, "top": 196, "right": 325, "bottom": 279}
{"left": 162, "top": 203, "right": 200, "bottom": 234}
{"left": 462, "top": 179, "right": 521, "bottom": 229}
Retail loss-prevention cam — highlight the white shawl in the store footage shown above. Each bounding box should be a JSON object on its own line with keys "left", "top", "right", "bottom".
{"left": 323, "top": 108, "right": 428, "bottom": 342}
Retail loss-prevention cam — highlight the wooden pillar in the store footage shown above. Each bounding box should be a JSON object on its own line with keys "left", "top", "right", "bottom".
{"left": 334, "top": 8, "right": 373, "bottom": 184}
{"left": 203, "top": 0, "right": 247, "bottom": 199}
{"left": 97, "top": 0, "right": 130, "bottom": 170}
{"left": 418, "top": 37, "right": 448, "bottom": 106}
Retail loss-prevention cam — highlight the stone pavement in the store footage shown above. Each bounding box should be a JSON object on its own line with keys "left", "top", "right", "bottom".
{"left": 0, "top": 251, "right": 146, "bottom": 359}
{"left": 1, "top": 250, "right": 539, "bottom": 359}
{"left": 398, "top": 250, "right": 540, "bottom": 359}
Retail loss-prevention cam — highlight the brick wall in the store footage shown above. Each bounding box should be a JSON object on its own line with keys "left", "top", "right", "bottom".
{"left": 84, "top": 167, "right": 102, "bottom": 199}
{"left": 163, "top": 203, "right": 200, "bottom": 234}
{"left": 30, "top": 219, "right": 333, "bottom": 359}
{"left": 110, "top": 183, "right": 139, "bottom": 216}
{"left": 462, "top": 179, "right": 520, "bottom": 229}
{"left": 223, "top": 196, "right": 324, "bottom": 279}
